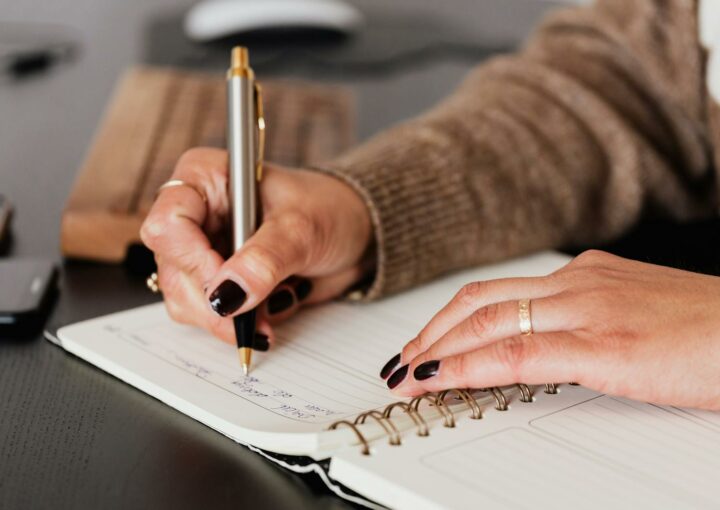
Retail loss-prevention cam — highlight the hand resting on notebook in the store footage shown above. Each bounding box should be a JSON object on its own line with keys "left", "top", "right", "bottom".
{"left": 384, "top": 250, "right": 720, "bottom": 410}
{"left": 140, "top": 147, "right": 374, "bottom": 345}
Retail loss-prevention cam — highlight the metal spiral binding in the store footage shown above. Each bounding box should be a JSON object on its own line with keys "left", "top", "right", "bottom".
{"left": 438, "top": 388, "right": 482, "bottom": 420}
{"left": 328, "top": 420, "right": 371, "bottom": 455}
{"left": 410, "top": 394, "right": 455, "bottom": 429}
{"left": 383, "top": 402, "right": 429, "bottom": 437}
{"left": 328, "top": 384, "right": 563, "bottom": 455}
{"left": 485, "top": 387, "right": 508, "bottom": 411}
{"left": 355, "top": 410, "right": 401, "bottom": 446}
{"left": 516, "top": 383, "right": 533, "bottom": 402}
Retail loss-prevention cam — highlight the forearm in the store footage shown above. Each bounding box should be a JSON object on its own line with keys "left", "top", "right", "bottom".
{"left": 320, "top": 1, "right": 714, "bottom": 299}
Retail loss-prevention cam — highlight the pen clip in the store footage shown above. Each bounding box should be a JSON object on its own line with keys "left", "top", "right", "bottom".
{"left": 254, "top": 82, "right": 265, "bottom": 182}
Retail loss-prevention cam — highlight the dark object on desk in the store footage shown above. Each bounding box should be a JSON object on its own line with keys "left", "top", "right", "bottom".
{"left": 0, "top": 258, "right": 58, "bottom": 338}
{"left": 0, "top": 22, "right": 79, "bottom": 80}
{"left": 0, "top": 194, "right": 12, "bottom": 253}
{"left": 61, "top": 66, "right": 355, "bottom": 263}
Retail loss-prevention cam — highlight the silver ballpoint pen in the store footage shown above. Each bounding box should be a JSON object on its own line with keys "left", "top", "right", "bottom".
{"left": 227, "top": 46, "right": 265, "bottom": 375}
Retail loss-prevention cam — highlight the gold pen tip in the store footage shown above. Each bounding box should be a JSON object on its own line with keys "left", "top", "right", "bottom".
{"left": 231, "top": 46, "right": 249, "bottom": 70}
{"left": 238, "top": 347, "right": 252, "bottom": 375}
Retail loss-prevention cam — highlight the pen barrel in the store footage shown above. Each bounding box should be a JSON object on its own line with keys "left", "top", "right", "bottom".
{"left": 227, "top": 74, "right": 257, "bottom": 251}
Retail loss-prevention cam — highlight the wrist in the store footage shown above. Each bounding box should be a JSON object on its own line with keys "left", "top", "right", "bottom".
{"left": 305, "top": 165, "right": 378, "bottom": 298}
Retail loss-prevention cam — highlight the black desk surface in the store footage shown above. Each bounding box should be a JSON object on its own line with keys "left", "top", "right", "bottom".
{"left": 3, "top": 1, "right": 720, "bottom": 509}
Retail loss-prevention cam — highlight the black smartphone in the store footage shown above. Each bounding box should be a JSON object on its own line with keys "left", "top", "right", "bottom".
{"left": 0, "top": 258, "right": 58, "bottom": 337}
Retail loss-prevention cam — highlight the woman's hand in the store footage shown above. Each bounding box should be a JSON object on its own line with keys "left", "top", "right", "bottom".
{"left": 384, "top": 250, "right": 720, "bottom": 410}
{"left": 140, "top": 147, "right": 373, "bottom": 346}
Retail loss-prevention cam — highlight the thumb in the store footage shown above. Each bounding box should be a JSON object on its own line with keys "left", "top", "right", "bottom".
{"left": 205, "top": 213, "right": 314, "bottom": 317}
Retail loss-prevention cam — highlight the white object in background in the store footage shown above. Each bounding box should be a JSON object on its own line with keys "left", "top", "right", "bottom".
{"left": 699, "top": 0, "right": 720, "bottom": 102}
{"left": 184, "top": 0, "right": 364, "bottom": 42}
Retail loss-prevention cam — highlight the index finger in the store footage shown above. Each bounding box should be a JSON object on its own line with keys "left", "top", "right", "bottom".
{"left": 392, "top": 332, "right": 590, "bottom": 397}
{"left": 141, "top": 148, "right": 228, "bottom": 281}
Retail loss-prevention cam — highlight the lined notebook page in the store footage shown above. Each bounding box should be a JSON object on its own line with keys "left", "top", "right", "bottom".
{"left": 55, "top": 252, "right": 571, "bottom": 454}
{"left": 330, "top": 386, "right": 720, "bottom": 510}
{"left": 424, "top": 428, "right": 692, "bottom": 509}
{"left": 529, "top": 395, "right": 720, "bottom": 505}
{"left": 108, "top": 313, "right": 394, "bottom": 423}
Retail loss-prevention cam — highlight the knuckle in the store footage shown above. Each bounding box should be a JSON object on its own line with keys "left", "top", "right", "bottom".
{"left": 494, "top": 337, "right": 531, "bottom": 380}
{"left": 415, "top": 328, "right": 432, "bottom": 350}
{"left": 178, "top": 147, "right": 206, "bottom": 162}
{"left": 456, "top": 281, "right": 485, "bottom": 307}
{"left": 176, "top": 147, "right": 227, "bottom": 182}
{"left": 241, "top": 243, "right": 286, "bottom": 287}
{"left": 278, "top": 212, "right": 317, "bottom": 254}
{"left": 176, "top": 147, "right": 212, "bottom": 169}
{"left": 573, "top": 249, "right": 609, "bottom": 267}
{"left": 140, "top": 215, "right": 168, "bottom": 249}
{"left": 467, "top": 303, "right": 499, "bottom": 338}
{"left": 448, "top": 353, "right": 472, "bottom": 381}
{"left": 278, "top": 210, "right": 315, "bottom": 234}
{"left": 401, "top": 336, "right": 424, "bottom": 362}
{"left": 175, "top": 251, "right": 205, "bottom": 280}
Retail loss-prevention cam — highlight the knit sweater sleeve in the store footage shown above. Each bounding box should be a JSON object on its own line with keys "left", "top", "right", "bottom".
{"left": 316, "top": 0, "right": 714, "bottom": 300}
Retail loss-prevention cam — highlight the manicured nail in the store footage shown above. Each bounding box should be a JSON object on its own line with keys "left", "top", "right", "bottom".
{"left": 294, "top": 278, "right": 313, "bottom": 301}
{"left": 253, "top": 333, "right": 270, "bottom": 352}
{"left": 209, "top": 280, "right": 247, "bottom": 316}
{"left": 414, "top": 360, "right": 440, "bottom": 381}
{"left": 268, "top": 289, "right": 294, "bottom": 315}
{"left": 380, "top": 353, "right": 401, "bottom": 379}
{"left": 387, "top": 364, "right": 409, "bottom": 389}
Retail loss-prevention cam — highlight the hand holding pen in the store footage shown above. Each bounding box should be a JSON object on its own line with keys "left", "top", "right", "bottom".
{"left": 140, "top": 57, "right": 374, "bottom": 364}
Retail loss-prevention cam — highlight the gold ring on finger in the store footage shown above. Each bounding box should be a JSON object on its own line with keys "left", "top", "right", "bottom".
{"left": 518, "top": 298, "right": 533, "bottom": 335}
{"left": 155, "top": 179, "right": 208, "bottom": 203}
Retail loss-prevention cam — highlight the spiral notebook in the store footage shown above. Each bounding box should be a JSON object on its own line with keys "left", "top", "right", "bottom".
{"left": 48, "top": 252, "right": 720, "bottom": 510}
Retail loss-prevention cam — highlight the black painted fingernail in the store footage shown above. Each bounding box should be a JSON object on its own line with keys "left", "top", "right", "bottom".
{"left": 380, "top": 353, "right": 401, "bottom": 379}
{"left": 209, "top": 280, "right": 247, "bottom": 317}
{"left": 253, "top": 333, "right": 270, "bottom": 352}
{"left": 268, "top": 289, "right": 294, "bottom": 315}
{"left": 414, "top": 360, "right": 440, "bottom": 381}
{"left": 294, "top": 278, "right": 313, "bottom": 301}
{"left": 387, "top": 364, "right": 409, "bottom": 389}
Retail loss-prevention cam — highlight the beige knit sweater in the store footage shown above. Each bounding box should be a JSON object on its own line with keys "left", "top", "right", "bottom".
{"left": 320, "top": 0, "right": 720, "bottom": 300}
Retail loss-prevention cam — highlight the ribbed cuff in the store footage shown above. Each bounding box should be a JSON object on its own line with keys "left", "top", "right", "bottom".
{"left": 312, "top": 118, "right": 477, "bottom": 300}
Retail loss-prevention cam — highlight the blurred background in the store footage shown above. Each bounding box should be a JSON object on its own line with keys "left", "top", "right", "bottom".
{"left": 0, "top": 0, "right": 579, "bottom": 258}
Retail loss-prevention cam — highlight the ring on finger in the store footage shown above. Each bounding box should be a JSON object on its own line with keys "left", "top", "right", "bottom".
{"left": 147, "top": 272, "right": 161, "bottom": 294}
{"left": 155, "top": 179, "right": 208, "bottom": 203}
{"left": 518, "top": 298, "right": 533, "bottom": 335}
